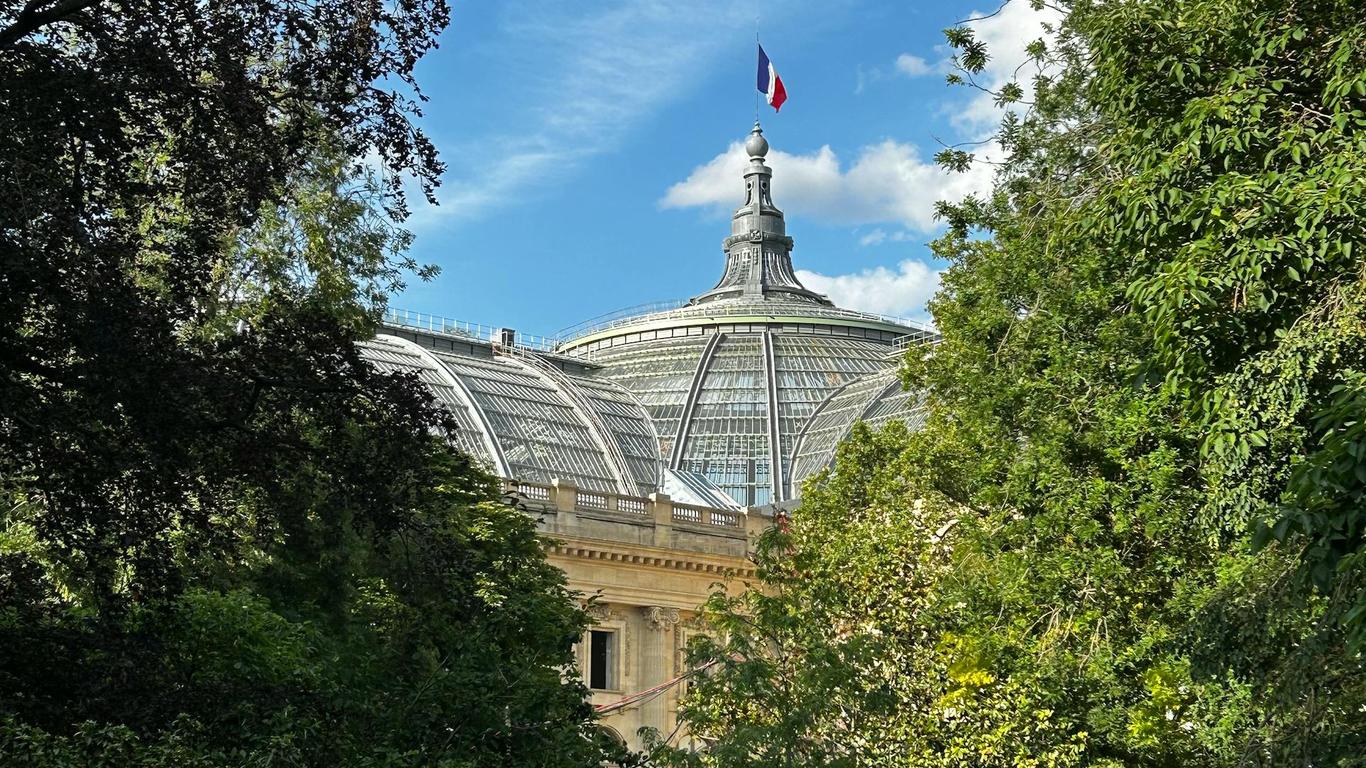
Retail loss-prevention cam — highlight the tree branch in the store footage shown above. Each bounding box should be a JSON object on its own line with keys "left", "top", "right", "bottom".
{"left": 0, "top": 0, "right": 105, "bottom": 50}
{"left": 954, "top": 0, "right": 1011, "bottom": 26}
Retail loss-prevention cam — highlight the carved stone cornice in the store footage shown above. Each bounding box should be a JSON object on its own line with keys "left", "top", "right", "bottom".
{"left": 585, "top": 603, "right": 618, "bottom": 623}
{"left": 546, "top": 539, "right": 755, "bottom": 579}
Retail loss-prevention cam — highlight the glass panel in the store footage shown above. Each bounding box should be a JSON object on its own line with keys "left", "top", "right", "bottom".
{"left": 589, "top": 335, "right": 713, "bottom": 462}
{"left": 358, "top": 339, "right": 495, "bottom": 466}
{"left": 788, "top": 370, "right": 928, "bottom": 494}
{"left": 435, "top": 353, "right": 620, "bottom": 493}
{"left": 771, "top": 335, "right": 894, "bottom": 489}
{"left": 680, "top": 334, "right": 770, "bottom": 507}
{"left": 561, "top": 372, "right": 665, "bottom": 496}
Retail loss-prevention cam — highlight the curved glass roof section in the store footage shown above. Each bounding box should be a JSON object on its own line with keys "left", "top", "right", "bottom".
{"left": 584, "top": 328, "right": 901, "bottom": 506}
{"left": 517, "top": 356, "right": 664, "bottom": 496}
{"left": 676, "top": 333, "right": 770, "bottom": 507}
{"left": 772, "top": 334, "right": 890, "bottom": 476}
{"left": 359, "top": 335, "right": 661, "bottom": 496}
{"left": 787, "top": 370, "right": 928, "bottom": 496}
{"left": 579, "top": 334, "right": 713, "bottom": 463}
{"left": 358, "top": 336, "right": 501, "bottom": 469}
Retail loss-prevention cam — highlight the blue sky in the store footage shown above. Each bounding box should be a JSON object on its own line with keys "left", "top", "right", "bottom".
{"left": 395, "top": 0, "right": 1057, "bottom": 337}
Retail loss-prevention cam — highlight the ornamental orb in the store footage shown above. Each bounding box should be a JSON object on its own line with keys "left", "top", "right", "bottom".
{"left": 745, "top": 125, "right": 769, "bottom": 158}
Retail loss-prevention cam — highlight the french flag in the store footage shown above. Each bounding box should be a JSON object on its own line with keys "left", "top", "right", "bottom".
{"left": 757, "top": 44, "right": 787, "bottom": 112}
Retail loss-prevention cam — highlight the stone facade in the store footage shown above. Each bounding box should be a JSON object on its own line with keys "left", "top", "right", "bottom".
{"left": 507, "top": 478, "right": 767, "bottom": 750}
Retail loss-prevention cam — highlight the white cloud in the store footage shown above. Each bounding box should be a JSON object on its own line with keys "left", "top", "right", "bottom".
{"left": 951, "top": 2, "right": 1063, "bottom": 130}
{"left": 858, "top": 228, "right": 916, "bottom": 246}
{"left": 661, "top": 139, "right": 993, "bottom": 232}
{"left": 856, "top": 52, "right": 935, "bottom": 95}
{"left": 796, "top": 260, "right": 940, "bottom": 318}
{"left": 854, "top": 64, "right": 880, "bottom": 95}
{"left": 895, "top": 53, "right": 932, "bottom": 77}
{"left": 859, "top": 228, "right": 888, "bottom": 246}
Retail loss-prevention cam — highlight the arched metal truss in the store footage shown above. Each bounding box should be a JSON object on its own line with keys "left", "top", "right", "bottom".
{"left": 669, "top": 332, "right": 724, "bottom": 470}
{"left": 362, "top": 335, "right": 511, "bottom": 477}
{"left": 360, "top": 335, "right": 663, "bottom": 496}
{"left": 785, "top": 369, "right": 928, "bottom": 497}
{"left": 511, "top": 350, "right": 654, "bottom": 496}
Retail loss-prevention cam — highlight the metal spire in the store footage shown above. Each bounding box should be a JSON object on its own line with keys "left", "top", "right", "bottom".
{"left": 691, "top": 124, "right": 830, "bottom": 306}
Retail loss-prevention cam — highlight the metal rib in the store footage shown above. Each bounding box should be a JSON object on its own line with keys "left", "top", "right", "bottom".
{"left": 509, "top": 351, "right": 638, "bottom": 496}
{"left": 376, "top": 334, "right": 511, "bottom": 478}
{"left": 761, "top": 330, "right": 784, "bottom": 501}
{"left": 669, "top": 331, "right": 725, "bottom": 470}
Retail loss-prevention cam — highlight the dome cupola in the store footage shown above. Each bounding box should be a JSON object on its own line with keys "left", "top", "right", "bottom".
{"left": 692, "top": 122, "right": 830, "bottom": 306}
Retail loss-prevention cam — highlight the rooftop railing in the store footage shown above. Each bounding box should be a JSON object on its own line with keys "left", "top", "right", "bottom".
{"left": 504, "top": 478, "right": 757, "bottom": 540}
{"left": 382, "top": 308, "right": 563, "bottom": 353}
{"left": 891, "top": 327, "right": 942, "bottom": 351}
{"left": 383, "top": 305, "right": 939, "bottom": 357}
{"left": 551, "top": 299, "right": 690, "bottom": 341}
{"left": 553, "top": 298, "right": 939, "bottom": 345}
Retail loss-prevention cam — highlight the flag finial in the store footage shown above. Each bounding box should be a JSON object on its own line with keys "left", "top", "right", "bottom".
{"left": 745, "top": 122, "right": 769, "bottom": 158}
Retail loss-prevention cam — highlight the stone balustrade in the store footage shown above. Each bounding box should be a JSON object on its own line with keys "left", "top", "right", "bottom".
{"left": 504, "top": 478, "right": 768, "bottom": 557}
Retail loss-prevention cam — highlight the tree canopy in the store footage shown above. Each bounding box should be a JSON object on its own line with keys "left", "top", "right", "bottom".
{"left": 0, "top": 1, "right": 620, "bottom": 764}
{"left": 661, "top": 1, "right": 1366, "bottom": 765}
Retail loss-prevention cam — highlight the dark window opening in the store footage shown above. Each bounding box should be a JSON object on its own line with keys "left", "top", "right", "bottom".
{"left": 589, "top": 630, "right": 615, "bottom": 690}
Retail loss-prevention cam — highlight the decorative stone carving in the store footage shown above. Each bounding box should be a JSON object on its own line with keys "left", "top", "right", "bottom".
{"left": 642, "top": 605, "right": 681, "bottom": 631}
{"left": 585, "top": 603, "right": 617, "bottom": 623}
{"left": 722, "top": 230, "right": 795, "bottom": 250}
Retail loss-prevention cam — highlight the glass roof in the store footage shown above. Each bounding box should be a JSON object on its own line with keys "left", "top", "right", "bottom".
{"left": 677, "top": 333, "right": 771, "bottom": 507}
{"left": 358, "top": 337, "right": 499, "bottom": 467}
{"left": 360, "top": 335, "right": 661, "bottom": 496}
{"left": 771, "top": 335, "right": 891, "bottom": 496}
{"left": 369, "top": 317, "right": 931, "bottom": 505}
{"left": 787, "top": 369, "right": 928, "bottom": 496}
{"left": 368, "top": 125, "right": 939, "bottom": 506}
{"left": 584, "top": 325, "right": 912, "bottom": 506}
{"left": 369, "top": 316, "right": 931, "bottom": 505}
{"left": 538, "top": 365, "right": 664, "bottom": 496}
{"left": 583, "top": 334, "right": 713, "bottom": 463}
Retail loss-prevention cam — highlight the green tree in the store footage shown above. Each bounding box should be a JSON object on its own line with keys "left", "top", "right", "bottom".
{"left": 0, "top": 0, "right": 455, "bottom": 606}
{"left": 0, "top": 1, "right": 619, "bottom": 764}
{"left": 660, "top": 1, "right": 1366, "bottom": 765}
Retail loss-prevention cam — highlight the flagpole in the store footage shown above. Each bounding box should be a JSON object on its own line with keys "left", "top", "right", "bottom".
{"left": 754, "top": 3, "right": 760, "bottom": 124}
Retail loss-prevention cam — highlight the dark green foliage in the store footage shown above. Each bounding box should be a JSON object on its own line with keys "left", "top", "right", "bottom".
{"left": 2, "top": 448, "right": 611, "bottom": 765}
{"left": 0, "top": 0, "right": 446, "bottom": 608}
{"left": 0, "top": 1, "right": 616, "bottom": 764}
